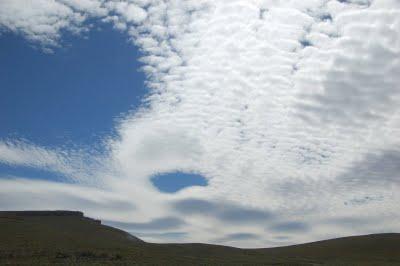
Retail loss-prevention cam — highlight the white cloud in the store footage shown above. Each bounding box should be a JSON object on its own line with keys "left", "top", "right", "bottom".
{"left": 0, "top": 140, "right": 65, "bottom": 169}
{"left": 57, "top": 0, "right": 108, "bottom": 16}
{"left": 105, "top": 1, "right": 147, "bottom": 24}
{"left": 1, "top": 0, "right": 400, "bottom": 247}
{"left": 0, "top": 0, "right": 90, "bottom": 50}
{"left": 0, "top": 140, "right": 109, "bottom": 185}
{"left": 0, "top": 0, "right": 147, "bottom": 50}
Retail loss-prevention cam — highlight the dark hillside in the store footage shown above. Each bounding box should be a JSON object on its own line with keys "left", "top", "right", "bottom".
{"left": 0, "top": 211, "right": 399, "bottom": 265}
{"left": 262, "top": 233, "right": 400, "bottom": 265}
{"left": 0, "top": 211, "right": 142, "bottom": 264}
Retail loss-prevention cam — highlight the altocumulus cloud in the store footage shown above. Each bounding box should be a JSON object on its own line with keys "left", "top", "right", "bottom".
{"left": 1, "top": 0, "right": 400, "bottom": 247}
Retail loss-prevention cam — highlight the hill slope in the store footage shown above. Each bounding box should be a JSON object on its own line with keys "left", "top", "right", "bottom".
{"left": 1, "top": 211, "right": 399, "bottom": 265}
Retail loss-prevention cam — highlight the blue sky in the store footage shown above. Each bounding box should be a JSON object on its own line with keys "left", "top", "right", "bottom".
{"left": 0, "top": 26, "right": 145, "bottom": 147}
{"left": 0, "top": 0, "right": 399, "bottom": 248}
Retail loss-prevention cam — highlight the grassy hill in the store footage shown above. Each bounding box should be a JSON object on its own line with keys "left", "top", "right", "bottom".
{"left": 1, "top": 211, "right": 399, "bottom": 265}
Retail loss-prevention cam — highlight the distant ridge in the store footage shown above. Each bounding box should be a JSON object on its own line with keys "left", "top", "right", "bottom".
{"left": 1, "top": 210, "right": 399, "bottom": 265}
{"left": 0, "top": 210, "right": 84, "bottom": 217}
{"left": 0, "top": 210, "right": 101, "bottom": 224}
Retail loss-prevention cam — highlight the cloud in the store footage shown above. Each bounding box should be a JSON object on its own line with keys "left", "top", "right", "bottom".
{"left": 105, "top": 217, "right": 185, "bottom": 231}
{"left": 0, "top": 140, "right": 67, "bottom": 170}
{"left": 269, "top": 221, "right": 310, "bottom": 233}
{"left": 216, "top": 233, "right": 259, "bottom": 243}
{"left": 0, "top": 0, "right": 89, "bottom": 50}
{"left": 1, "top": 0, "right": 400, "bottom": 247}
{"left": 0, "top": 140, "right": 109, "bottom": 185}
{"left": 57, "top": 0, "right": 108, "bottom": 16}
{"left": 173, "top": 199, "right": 214, "bottom": 214}
{"left": 338, "top": 149, "right": 400, "bottom": 186}
{"left": 0, "top": 178, "right": 136, "bottom": 221}
{"left": 173, "top": 199, "right": 273, "bottom": 224}
{"left": 297, "top": 8, "right": 400, "bottom": 126}
{"left": 344, "top": 195, "right": 384, "bottom": 206}
{"left": 324, "top": 217, "right": 377, "bottom": 229}
{"left": 105, "top": 1, "right": 147, "bottom": 24}
{"left": 135, "top": 231, "right": 187, "bottom": 242}
{"left": 0, "top": 0, "right": 148, "bottom": 51}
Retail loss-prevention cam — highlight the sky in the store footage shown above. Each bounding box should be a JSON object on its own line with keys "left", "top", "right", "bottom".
{"left": 0, "top": 0, "right": 399, "bottom": 248}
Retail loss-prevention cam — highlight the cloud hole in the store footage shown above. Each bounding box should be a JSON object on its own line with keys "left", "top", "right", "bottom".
{"left": 150, "top": 172, "right": 208, "bottom": 193}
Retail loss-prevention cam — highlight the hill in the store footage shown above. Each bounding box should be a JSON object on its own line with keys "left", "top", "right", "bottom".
{"left": 0, "top": 211, "right": 399, "bottom": 265}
